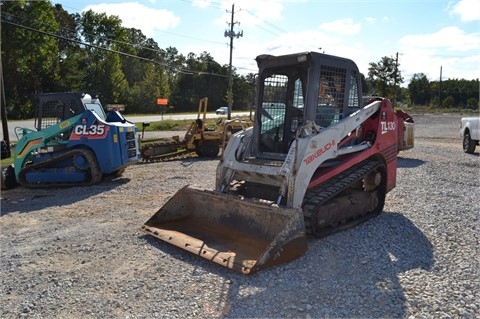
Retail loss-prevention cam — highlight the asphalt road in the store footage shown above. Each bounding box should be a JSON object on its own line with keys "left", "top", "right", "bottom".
{"left": 1, "top": 111, "right": 251, "bottom": 142}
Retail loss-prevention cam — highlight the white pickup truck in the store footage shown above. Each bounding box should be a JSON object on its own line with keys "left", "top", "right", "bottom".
{"left": 460, "top": 115, "right": 480, "bottom": 153}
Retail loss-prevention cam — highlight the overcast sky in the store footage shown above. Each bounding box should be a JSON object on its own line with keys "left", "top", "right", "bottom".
{"left": 57, "top": 0, "right": 479, "bottom": 85}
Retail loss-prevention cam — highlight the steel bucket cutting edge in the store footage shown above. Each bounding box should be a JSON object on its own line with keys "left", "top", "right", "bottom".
{"left": 141, "top": 185, "right": 308, "bottom": 274}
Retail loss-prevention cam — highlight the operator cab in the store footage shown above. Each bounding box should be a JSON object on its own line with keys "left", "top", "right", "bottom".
{"left": 35, "top": 92, "right": 106, "bottom": 131}
{"left": 253, "top": 52, "right": 363, "bottom": 160}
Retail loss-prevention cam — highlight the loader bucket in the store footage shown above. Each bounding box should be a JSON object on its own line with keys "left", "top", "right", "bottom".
{"left": 141, "top": 186, "right": 308, "bottom": 275}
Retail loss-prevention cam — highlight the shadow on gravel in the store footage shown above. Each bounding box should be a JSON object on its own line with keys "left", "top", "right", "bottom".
{"left": 397, "top": 157, "right": 425, "bottom": 168}
{"left": 231, "top": 212, "right": 433, "bottom": 318}
{"left": 0, "top": 177, "right": 131, "bottom": 215}
{"left": 465, "top": 152, "right": 479, "bottom": 157}
{"left": 136, "top": 155, "right": 221, "bottom": 165}
{"left": 141, "top": 211, "right": 433, "bottom": 318}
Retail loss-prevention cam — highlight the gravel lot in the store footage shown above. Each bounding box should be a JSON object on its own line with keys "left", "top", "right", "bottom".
{"left": 1, "top": 113, "right": 479, "bottom": 318}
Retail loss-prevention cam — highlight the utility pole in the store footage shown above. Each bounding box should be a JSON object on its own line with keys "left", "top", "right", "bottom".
{"left": 439, "top": 66, "right": 443, "bottom": 108}
{"left": 0, "top": 0, "right": 11, "bottom": 153}
{"left": 224, "top": 3, "right": 243, "bottom": 120}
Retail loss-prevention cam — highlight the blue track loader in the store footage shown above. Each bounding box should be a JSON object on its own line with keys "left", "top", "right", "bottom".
{"left": 7, "top": 92, "right": 139, "bottom": 188}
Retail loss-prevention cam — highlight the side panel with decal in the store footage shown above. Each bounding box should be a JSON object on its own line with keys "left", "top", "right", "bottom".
{"left": 70, "top": 122, "right": 110, "bottom": 140}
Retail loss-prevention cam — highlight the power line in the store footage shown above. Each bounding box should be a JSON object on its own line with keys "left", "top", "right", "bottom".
{"left": 3, "top": 5, "right": 226, "bottom": 57}
{"left": 2, "top": 19, "right": 160, "bottom": 63}
{"left": 2, "top": 11, "right": 173, "bottom": 56}
{"left": 5, "top": 1, "right": 298, "bottom": 71}
{"left": 55, "top": 1, "right": 226, "bottom": 47}
{"left": 1, "top": 17, "right": 240, "bottom": 78}
{"left": 243, "top": 8, "right": 286, "bottom": 37}
{"left": 29, "top": 1, "right": 306, "bottom": 61}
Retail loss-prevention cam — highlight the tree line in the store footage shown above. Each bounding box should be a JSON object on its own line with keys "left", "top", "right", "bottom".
{"left": 1, "top": 1, "right": 255, "bottom": 119}
{"left": 407, "top": 74, "right": 478, "bottom": 109}
{"left": 366, "top": 56, "right": 478, "bottom": 110}
{"left": 1, "top": 1, "right": 478, "bottom": 120}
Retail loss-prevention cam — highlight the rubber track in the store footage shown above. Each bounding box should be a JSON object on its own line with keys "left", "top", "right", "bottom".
{"left": 303, "top": 159, "right": 384, "bottom": 237}
{"left": 19, "top": 148, "right": 102, "bottom": 188}
{"left": 140, "top": 141, "right": 190, "bottom": 162}
{"left": 141, "top": 149, "right": 190, "bottom": 162}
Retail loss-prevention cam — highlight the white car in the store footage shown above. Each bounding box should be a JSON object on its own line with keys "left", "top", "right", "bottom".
{"left": 215, "top": 107, "right": 229, "bottom": 115}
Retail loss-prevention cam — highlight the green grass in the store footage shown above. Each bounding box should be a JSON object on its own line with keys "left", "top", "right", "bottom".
{"left": 134, "top": 119, "right": 192, "bottom": 132}
{"left": 397, "top": 105, "right": 479, "bottom": 115}
{"left": 1, "top": 150, "right": 14, "bottom": 166}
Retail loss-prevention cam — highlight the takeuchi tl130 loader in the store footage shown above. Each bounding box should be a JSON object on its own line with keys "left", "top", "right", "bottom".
{"left": 141, "top": 51, "right": 415, "bottom": 275}
{"left": 2, "top": 92, "right": 139, "bottom": 188}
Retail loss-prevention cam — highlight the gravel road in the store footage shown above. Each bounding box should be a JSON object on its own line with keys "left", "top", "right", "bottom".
{"left": 1, "top": 113, "right": 478, "bottom": 319}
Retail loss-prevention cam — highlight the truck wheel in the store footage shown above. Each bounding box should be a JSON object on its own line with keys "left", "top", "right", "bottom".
{"left": 463, "top": 131, "right": 476, "bottom": 154}
{"left": 200, "top": 140, "right": 220, "bottom": 157}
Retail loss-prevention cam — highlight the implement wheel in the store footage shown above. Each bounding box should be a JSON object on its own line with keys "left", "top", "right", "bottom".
{"left": 200, "top": 140, "right": 219, "bottom": 157}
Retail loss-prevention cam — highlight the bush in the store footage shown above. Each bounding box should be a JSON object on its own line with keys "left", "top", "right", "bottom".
{"left": 466, "top": 97, "right": 479, "bottom": 110}
{"left": 442, "top": 96, "right": 454, "bottom": 108}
